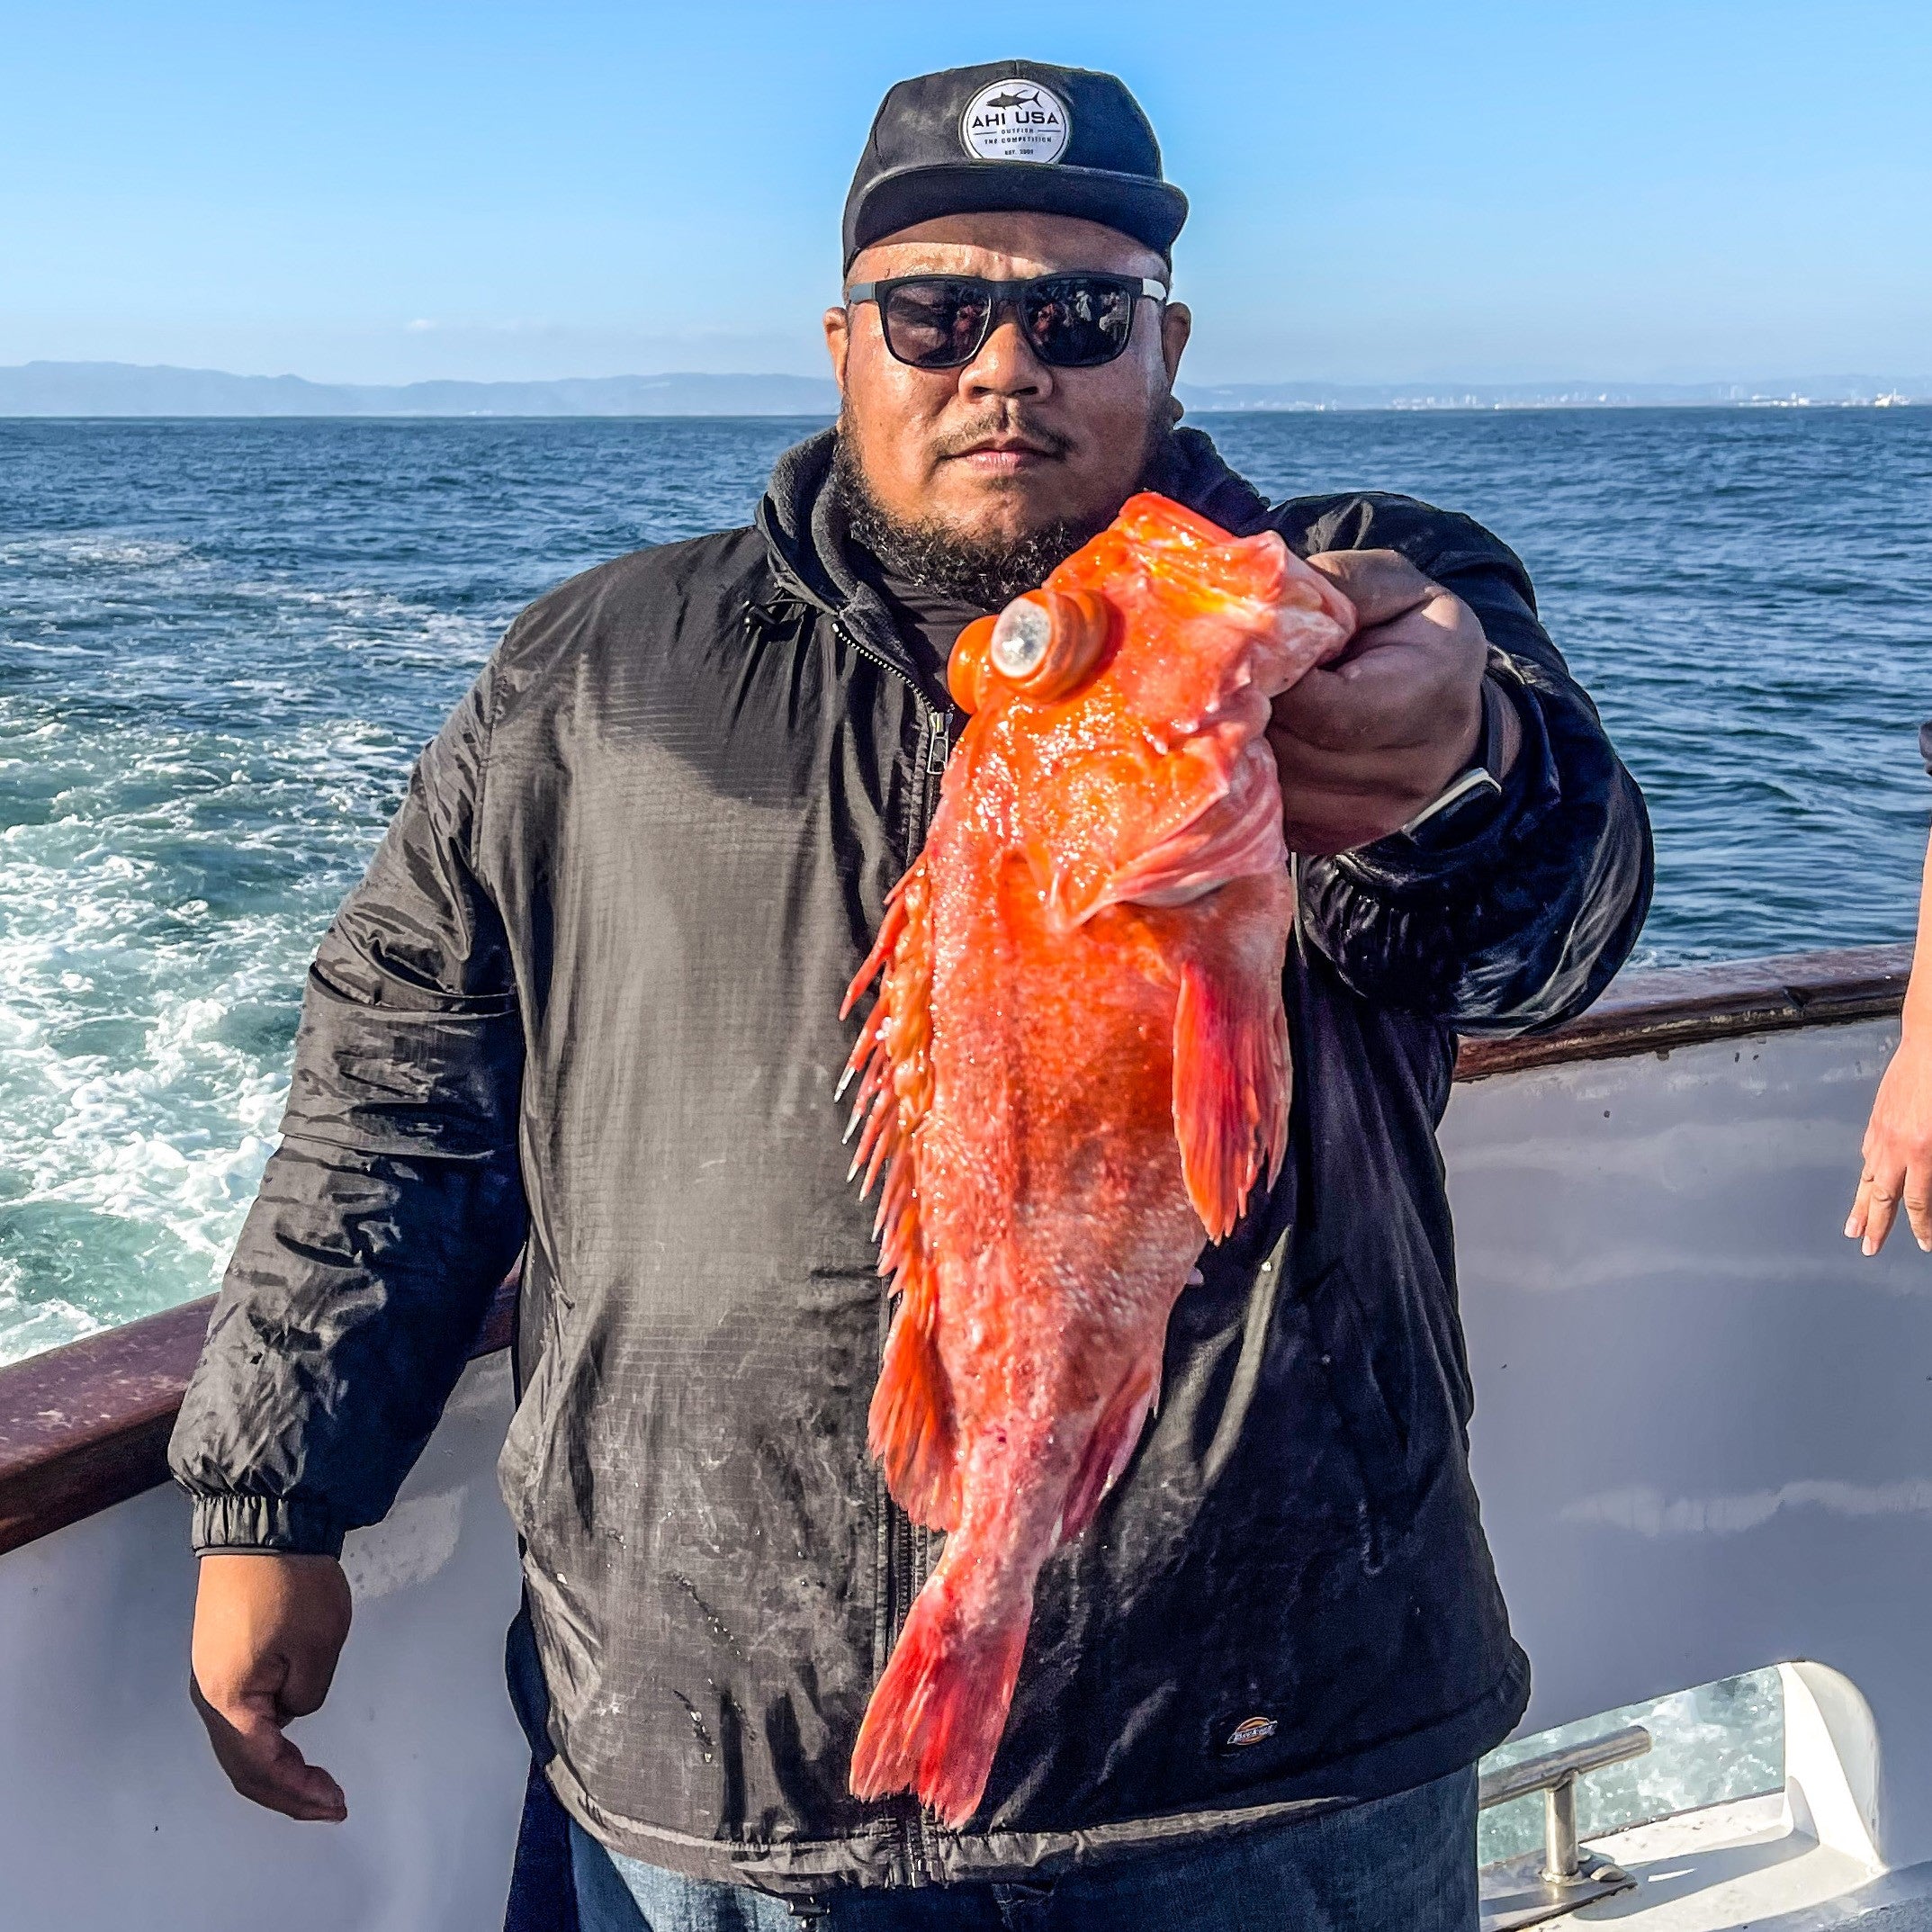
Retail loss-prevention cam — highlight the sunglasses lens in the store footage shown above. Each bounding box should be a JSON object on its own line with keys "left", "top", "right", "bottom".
{"left": 874, "top": 276, "right": 1143, "bottom": 370}
{"left": 1024, "top": 277, "right": 1137, "bottom": 368}
{"left": 880, "top": 280, "right": 993, "bottom": 369}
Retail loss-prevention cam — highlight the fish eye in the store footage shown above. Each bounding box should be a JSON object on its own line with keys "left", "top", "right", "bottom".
{"left": 984, "top": 590, "right": 1114, "bottom": 701}
{"left": 990, "top": 598, "right": 1053, "bottom": 680}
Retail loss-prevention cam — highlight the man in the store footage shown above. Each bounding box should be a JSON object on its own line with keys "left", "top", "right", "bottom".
{"left": 172, "top": 60, "right": 1650, "bottom": 1931}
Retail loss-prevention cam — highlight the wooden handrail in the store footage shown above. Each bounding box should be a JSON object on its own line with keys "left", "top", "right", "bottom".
{"left": 1454, "top": 941, "right": 1911, "bottom": 1079}
{"left": 0, "top": 942, "right": 1911, "bottom": 1557}
{"left": 0, "top": 1274, "right": 519, "bottom": 1558}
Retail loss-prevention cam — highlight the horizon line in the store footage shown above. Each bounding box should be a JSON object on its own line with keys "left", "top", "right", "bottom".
{"left": 0, "top": 359, "right": 1926, "bottom": 418}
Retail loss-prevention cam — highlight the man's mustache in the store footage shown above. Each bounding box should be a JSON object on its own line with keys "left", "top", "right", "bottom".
{"left": 931, "top": 417, "right": 1074, "bottom": 461}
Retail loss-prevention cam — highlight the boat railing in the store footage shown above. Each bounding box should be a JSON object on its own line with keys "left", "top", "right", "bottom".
{"left": 0, "top": 940, "right": 1908, "bottom": 1557}
{"left": 0, "top": 1266, "right": 518, "bottom": 1556}
{"left": 1453, "top": 940, "right": 1910, "bottom": 1079}
{"left": 1478, "top": 1723, "right": 1652, "bottom": 1923}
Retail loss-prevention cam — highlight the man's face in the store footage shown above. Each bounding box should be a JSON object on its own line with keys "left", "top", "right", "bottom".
{"left": 824, "top": 211, "right": 1192, "bottom": 558}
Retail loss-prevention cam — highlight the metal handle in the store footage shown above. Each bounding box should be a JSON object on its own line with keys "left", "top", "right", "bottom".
{"left": 1478, "top": 1724, "right": 1652, "bottom": 1883}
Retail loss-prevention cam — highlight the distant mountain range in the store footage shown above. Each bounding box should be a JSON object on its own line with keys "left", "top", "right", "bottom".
{"left": 0, "top": 363, "right": 843, "bottom": 418}
{"left": 0, "top": 361, "right": 1925, "bottom": 418}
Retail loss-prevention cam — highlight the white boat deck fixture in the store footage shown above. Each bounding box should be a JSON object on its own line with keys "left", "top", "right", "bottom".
{"left": 1, "top": 943, "right": 1928, "bottom": 1930}
{"left": 1478, "top": 1723, "right": 1654, "bottom": 1925}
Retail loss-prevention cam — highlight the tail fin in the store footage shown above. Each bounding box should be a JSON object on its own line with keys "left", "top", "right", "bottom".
{"left": 849, "top": 1575, "right": 1028, "bottom": 1829}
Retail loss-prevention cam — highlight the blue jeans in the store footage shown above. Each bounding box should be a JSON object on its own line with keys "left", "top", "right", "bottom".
{"left": 569, "top": 1766, "right": 1478, "bottom": 1931}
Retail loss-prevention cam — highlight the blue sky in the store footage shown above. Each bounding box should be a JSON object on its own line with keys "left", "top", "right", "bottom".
{"left": 4, "top": 0, "right": 1928, "bottom": 385}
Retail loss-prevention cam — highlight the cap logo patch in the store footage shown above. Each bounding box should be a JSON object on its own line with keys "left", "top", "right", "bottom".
{"left": 960, "top": 80, "right": 1070, "bottom": 165}
{"left": 1227, "top": 1715, "right": 1278, "bottom": 1748}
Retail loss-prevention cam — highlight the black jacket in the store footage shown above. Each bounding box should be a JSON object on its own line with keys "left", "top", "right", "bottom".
{"left": 169, "top": 427, "right": 1651, "bottom": 1894}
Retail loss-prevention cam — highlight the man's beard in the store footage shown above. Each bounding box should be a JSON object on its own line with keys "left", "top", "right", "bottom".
{"left": 832, "top": 419, "right": 1173, "bottom": 612}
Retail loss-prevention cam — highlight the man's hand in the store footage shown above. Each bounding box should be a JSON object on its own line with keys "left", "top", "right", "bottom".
{"left": 1847, "top": 1029, "right": 1932, "bottom": 1256}
{"left": 1270, "top": 549, "right": 1518, "bottom": 855}
{"left": 190, "top": 1551, "right": 353, "bottom": 1821}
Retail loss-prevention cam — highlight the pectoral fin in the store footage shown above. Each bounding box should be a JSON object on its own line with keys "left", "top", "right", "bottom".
{"left": 1172, "top": 950, "right": 1291, "bottom": 1242}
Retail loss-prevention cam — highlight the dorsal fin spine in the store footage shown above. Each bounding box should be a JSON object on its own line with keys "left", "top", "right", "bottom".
{"left": 841, "top": 855, "right": 959, "bottom": 1531}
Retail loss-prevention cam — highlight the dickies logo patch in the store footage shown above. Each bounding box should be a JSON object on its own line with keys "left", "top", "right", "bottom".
{"left": 1227, "top": 1714, "right": 1278, "bottom": 1748}
{"left": 960, "top": 80, "right": 1071, "bottom": 164}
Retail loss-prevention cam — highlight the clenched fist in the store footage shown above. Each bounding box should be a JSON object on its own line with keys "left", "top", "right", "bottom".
{"left": 1271, "top": 549, "right": 1519, "bottom": 855}
{"left": 191, "top": 1550, "right": 353, "bottom": 1821}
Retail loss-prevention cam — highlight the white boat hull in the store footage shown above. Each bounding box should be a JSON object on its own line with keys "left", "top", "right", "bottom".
{"left": 3, "top": 976, "right": 1928, "bottom": 1928}
{"left": 0, "top": 1357, "right": 526, "bottom": 1931}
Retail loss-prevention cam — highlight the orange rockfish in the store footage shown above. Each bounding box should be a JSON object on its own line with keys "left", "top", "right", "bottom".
{"left": 838, "top": 493, "right": 1355, "bottom": 1826}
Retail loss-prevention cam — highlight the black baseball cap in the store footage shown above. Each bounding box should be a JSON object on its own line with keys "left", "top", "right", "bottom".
{"left": 842, "top": 61, "right": 1188, "bottom": 271}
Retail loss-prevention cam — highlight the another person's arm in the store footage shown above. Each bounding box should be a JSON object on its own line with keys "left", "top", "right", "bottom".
{"left": 1272, "top": 502, "right": 1652, "bottom": 1032}
{"left": 1846, "top": 826, "right": 1932, "bottom": 1255}
{"left": 168, "top": 664, "right": 527, "bottom": 1819}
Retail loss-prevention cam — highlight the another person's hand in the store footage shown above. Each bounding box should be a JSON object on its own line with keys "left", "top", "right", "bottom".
{"left": 1269, "top": 550, "right": 1518, "bottom": 854}
{"left": 1847, "top": 1029, "right": 1932, "bottom": 1255}
{"left": 190, "top": 1551, "right": 353, "bottom": 1821}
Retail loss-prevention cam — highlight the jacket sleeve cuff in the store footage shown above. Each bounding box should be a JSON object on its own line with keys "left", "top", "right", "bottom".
{"left": 1328, "top": 660, "right": 1558, "bottom": 896}
{"left": 190, "top": 1493, "right": 346, "bottom": 1559}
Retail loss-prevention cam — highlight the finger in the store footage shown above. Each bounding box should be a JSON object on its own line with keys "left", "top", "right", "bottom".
{"left": 1906, "top": 1170, "right": 1932, "bottom": 1253}
{"left": 1268, "top": 694, "right": 1478, "bottom": 850}
{"left": 1304, "top": 549, "right": 1436, "bottom": 631}
{"left": 1343, "top": 591, "right": 1488, "bottom": 686}
{"left": 1861, "top": 1159, "right": 1907, "bottom": 1256}
{"left": 1266, "top": 729, "right": 1442, "bottom": 850}
{"left": 193, "top": 1679, "right": 347, "bottom": 1822}
{"left": 220, "top": 1715, "right": 347, "bottom": 1820}
{"left": 279, "top": 1632, "right": 346, "bottom": 1719}
{"left": 1846, "top": 1173, "right": 1873, "bottom": 1240}
{"left": 1273, "top": 641, "right": 1467, "bottom": 758}
{"left": 1865, "top": 1193, "right": 1899, "bottom": 1256}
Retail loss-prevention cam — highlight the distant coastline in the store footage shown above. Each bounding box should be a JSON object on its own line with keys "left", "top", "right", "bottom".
{"left": 0, "top": 361, "right": 1925, "bottom": 418}
{"left": 1188, "top": 378, "right": 1928, "bottom": 412}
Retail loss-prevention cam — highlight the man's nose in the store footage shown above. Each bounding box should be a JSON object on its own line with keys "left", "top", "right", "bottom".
{"left": 958, "top": 316, "right": 1053, "bottom": 402}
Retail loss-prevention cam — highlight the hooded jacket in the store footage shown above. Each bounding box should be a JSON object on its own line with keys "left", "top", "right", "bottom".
{"left": 170, "top": 427, "right": 1651, "bottom": 1894}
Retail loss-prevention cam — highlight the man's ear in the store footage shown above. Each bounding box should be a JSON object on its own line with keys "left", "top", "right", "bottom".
{"left": 824, "top": 306, "right": 851, "bottom": 396}
{"left": 1160, "top": 302, "right": 1192, "bottom": 385}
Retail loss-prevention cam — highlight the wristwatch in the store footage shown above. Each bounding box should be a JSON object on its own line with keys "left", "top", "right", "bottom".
{"left": 1397, "top": 675, "right": 1514, "bottom": 852}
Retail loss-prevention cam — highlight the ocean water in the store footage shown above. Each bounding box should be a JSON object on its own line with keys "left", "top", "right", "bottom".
{"left": 5, "top": 409, "right": 1928, "bottom": 1361}
{"left": 8, "top": 409, "right": 1922, "bottom": 1836}
{"left": 0, "top": 418, "right": 810, "bottom": 1359}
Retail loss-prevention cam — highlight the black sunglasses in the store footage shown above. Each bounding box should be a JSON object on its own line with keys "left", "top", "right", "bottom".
{"left": 845, "top": 273, "right": 1168, "bottom": 372}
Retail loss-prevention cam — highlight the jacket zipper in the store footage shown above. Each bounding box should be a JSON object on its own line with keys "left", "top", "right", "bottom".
{"left": 904, "top": 705, "right": 949, "bottom": 1882}
{"left": 826, "top": 614, "right": 950, "bottom": 1881}
{"left": 910, "top": 711, "right": 954, "bottom": 1876}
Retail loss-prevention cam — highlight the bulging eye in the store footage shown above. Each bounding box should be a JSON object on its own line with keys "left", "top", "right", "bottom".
{"left": 990, "top": 598, "right": 1054, "bottom": 679}
{"left": 987, "top": 589, "right": 1113, "bottom": 700}
{"left": 947, "top": 615, "right": 998, "bottom": 714}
